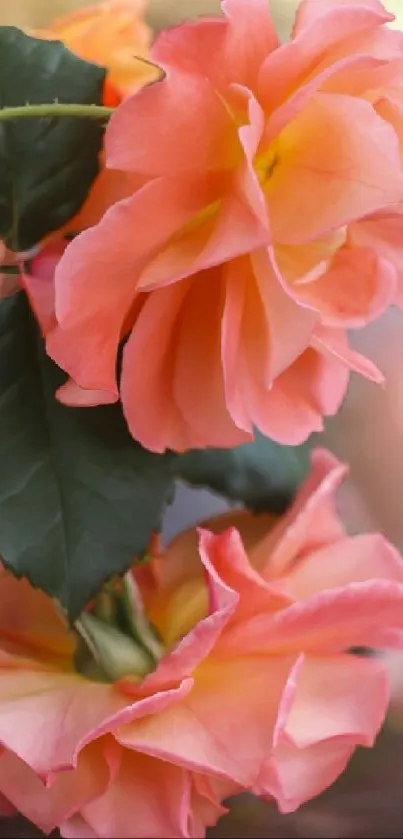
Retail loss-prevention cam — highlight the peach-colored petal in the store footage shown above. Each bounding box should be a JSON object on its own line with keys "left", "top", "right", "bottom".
{"left": 250, "top": 448, "right": 347, "bottom": 578}
{"left": 171, "top": 272, "right": 252, "bottom": 447}
{"left": 23, "top": 239, "right": 118, "bottom": 406}
{"left": 290, "top": 244, "right": 396, "bottom": 327}
{"left": 221, "top": 580, "right": 403, "bottom": 657}
{"left": 131, "top": 552, "right": 238, "bottom": 689}
{"left": 56, "top": 380, "right": 118, "bottom": 407}
{"left": 198, "top": 528, "right": 291, "bottom": 623}
{"left": 0, "top": 671, "right": 125, "bottom": 771}
{"left": 258, "top": 654, "right": 388, "bottom": 812}
{"left": 189, "top": 774, "right": 233, "bottom": 836}
{"left": 266, "top": 92, "right": 403, "bottom": 244}
{"left": 64, "top": 168, "right": 146, "bottom": 235}
{"left": 135, "top": 175, "right": 269, "bottom": 293}
{"left": 120, "top": 277, "right": 251, "bottom": 453}
{"left": 0, "top": 739, "right": 116, "bottom": 834}
{"left": 294, "top": 0, "right": 394, "bottom": 34}
{"left": 21, "top": 241, "right": 66, "bottom": 335}
{"left": 120, "top": 281, "right": 196, "bottom": 453}
{"left": 50, "top": 176, "right": 216, "bottom": 394}
{"left": 215, "top": 0, "right": 279, "bottom": 90}
{"left": 106, "top": 63, "right": 238, "bottom": 176}
{"left": 117, "top": 654, "right": 297, "bottom": 786}
{"left": 312, "top": 326, "right": 384, "bottom": 383}
{"left": 151, "top": 0, "right": 278, "bottom": 95}
{"left": 0, "top": 571, "right": 74, "bottom": 664}
{"left": 262, "top": 52, "right": 383, "bottom": 148}
{"left": 258, "top": 1, "right": 395, "bottom": 113}
{"left": 242, "top": 342, "right": 350, "bottom": 445}
{"left": 80, "top": 752, "right": 192, "bottom": 839}
{"left": 350, "top": 206, "right": 403, "bottom": 307}
{"left": 267, "top": 734, "right": 357, "bottom": 813}
{"left": 222, "top": 251, "right": 317, "bottom": 412}
{"left": 282, "top": 533, "right": 403, "bottom": 600}
{"left": 0, "top": 665, "right": 197, "bottom": 774}
{"left": 60, "top": 813, "right": 97, "bottom": 838}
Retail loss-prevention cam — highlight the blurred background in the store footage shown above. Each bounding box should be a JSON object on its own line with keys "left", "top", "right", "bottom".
{"left": 2, "top": 1, "right": 403, "bottom": 836}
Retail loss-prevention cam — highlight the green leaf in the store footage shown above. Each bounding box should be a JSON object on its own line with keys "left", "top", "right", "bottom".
{"left": 0, "top": 27, "right": 106, "bottom": 251}
{"left": 176, "top": 431, "right": 310, "bottom": 514}
{"left": 0, "top": 294, "right": 175, "bottom": 620}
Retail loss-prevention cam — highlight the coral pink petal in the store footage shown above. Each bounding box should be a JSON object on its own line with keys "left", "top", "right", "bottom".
{"left": 252, "top": 448, "right": 347, "bottom": 578}
{"left": 221, "top": 256, "right": 266, "bottom": 431}
{"left": 294, "top": 245, "right": 396, "bottom": 327}
{"left": 148, "top": 510, "right": 276, "bottom": 599}
{"left": 218, "top": 0, "right": 279, "bottom": 89}
{"left": 0, "top": 665, "right": 196, "bottom": 774}
{"left": 222, "top": 253, "right": 316, "bottom": 431}
{"left": 121, "top": 277, "right": 251, "bottom": 452}
{"left": 293, "top": 0, "right": 394, "bottom": 35}
{"left": 263, "top": 53, "right": 382, "bottom": 146}
{"left": 263, "top": 735, "right": 356, "bottom": 814}
{"left": 284, "top": 533, "right": 403, "bottom": 600}
{"left": 221, "top": 580, "right": 403, "bottom": 656}
{"left": 136, "top": 173, "right": 268, "bottom": 293}
{"left": 21, "top": 240, "right": 67, "bottom": 336}
{"left": 117, "top": 654, "right": 298, "bottom": 786}
{"left": 106, "top": 63, "right": 237, "bottom": 175}
{"left": 21, "top": 270, "right": 55, "bottom": 335}
{"left": 255, "top": 248, "right": 317, "bottom": 380}
{"left": 152, "top": 0, "right": 277, "bottom": 93}
{"left": 56, "top": 379, "right": 118, "bottom": 407}
{"left": 243, "top": 344, "right": 349, "bottom": 445}
{"left": 190, "top": 774, "right": 234, "bottom": 834}
{"left": 132, "top": 559, "right": 238, "bottom": 693}
{"left": 60, "top": 813, "right": 97, "bottom": 838}
{"left": 49, "top": 175, "right": 224, "bottom": 395}
{"left": 198, "top": 528, "right": 291, "bottom": 623}
{"left": 351, "top": 207, "right": 403, "bottom": 308}
{"left": 0, "top": 740, "right": 113, "bottom": 834}
{"left": 0, "top": 570, "right": 74, "bottom": 661}
{"left": 81, "top": 753, "right": 191, "bottom": 839}
{"left": 0, "top": 671, "right": 129, "bottom": 771}
{"left": 260, "top": 1, "right": 394, "bottom": 111}
{"left": 312, "top": 326, "right": 384, "bottom": 383}
{"left": 267, "top": 92, "right": 403, "bottom": 244}
{"left": 172, "top": 270, "right": 252, "bottom": 447}
{"left": 66, "top": 169, "right": 146, "bottom": 234}
{"left": 259, "top": 653, "right": 388, "bottom": 812}
{"left": 120, "top": 282, "right": 200, "bottom": 453}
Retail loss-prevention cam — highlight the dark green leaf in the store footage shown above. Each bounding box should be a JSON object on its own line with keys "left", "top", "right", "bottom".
{"left": 0, "top": 27, "right": 106, "bottom": 250}
{"left": 176, "top": 431, "right": 310, "bottom": 514}
{"left": 0, "top": 294, "right": 175, "bottom": 619}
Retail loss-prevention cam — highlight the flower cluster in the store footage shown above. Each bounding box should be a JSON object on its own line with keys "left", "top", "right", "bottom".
{"left": 1, "top": 1, "right": 403, "bottom": 837}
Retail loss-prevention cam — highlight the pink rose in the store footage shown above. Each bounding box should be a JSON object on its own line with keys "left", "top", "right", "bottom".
{"left": 1, "top": 449, "right": 403, "bottom": 836}
{"left": 45, "top": 0, "right": 403, "bottom": 451}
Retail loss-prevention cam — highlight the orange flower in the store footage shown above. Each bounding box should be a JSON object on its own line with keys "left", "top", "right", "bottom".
{"left": 31, "top": 2, "right": 158, "bottom": 239}
{"left": 33, "top": 0, "right": 157, "bottom": 98}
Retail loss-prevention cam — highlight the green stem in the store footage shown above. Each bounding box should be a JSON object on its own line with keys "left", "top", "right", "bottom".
{"left": 0, "top": 103, "right": 114, "bottom": 122}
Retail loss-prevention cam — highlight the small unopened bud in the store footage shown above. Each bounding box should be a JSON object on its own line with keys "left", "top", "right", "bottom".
{"left": 77, "top": 612, "right": 154, "bottom": 682}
